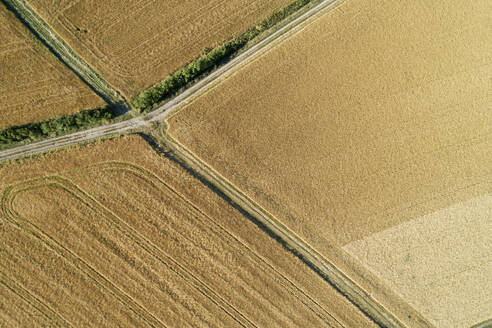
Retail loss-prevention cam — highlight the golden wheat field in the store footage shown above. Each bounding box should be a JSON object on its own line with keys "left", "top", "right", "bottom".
{"left": 167, "top": 0, "right": 492, "bottom": 326}
{"left": 0, "top": 135, "right": 377, "bottom": 327}
{"left": 0, "top": 5, "right": 103, "bottom": 129}
{"left": 27, "top": 0, "right": 293, "bottom": 98}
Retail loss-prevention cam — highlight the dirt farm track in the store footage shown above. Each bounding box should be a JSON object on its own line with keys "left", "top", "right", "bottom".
{"left": 27, "top": 0, "right": 293, "bottom": 97}
{"left": 0, "top": 4, "right": 102, "bottom": 128}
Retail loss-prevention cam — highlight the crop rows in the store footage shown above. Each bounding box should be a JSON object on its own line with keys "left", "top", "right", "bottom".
{"left": 0, "top": 161, "right": 339, "bottom": 327}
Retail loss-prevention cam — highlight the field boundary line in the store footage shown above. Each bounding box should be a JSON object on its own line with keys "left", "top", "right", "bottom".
{"left": 2, "top": 178, "right": 167, "bottom": 328}
{"left": 1, "top": 0, "right": 126, "bottom": 107}
{"left": 78, "top": 161, "right": 341, "bottom": 327}
{"left": 0, "top": 270, "right": 72, "bottom": 327}
{"left": 159, "top": 134, "right": 407, "bottom": 328}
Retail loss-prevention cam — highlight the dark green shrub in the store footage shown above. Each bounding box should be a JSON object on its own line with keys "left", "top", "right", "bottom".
{"left": 0, "top": 105, "right": 115, "bottom": 147}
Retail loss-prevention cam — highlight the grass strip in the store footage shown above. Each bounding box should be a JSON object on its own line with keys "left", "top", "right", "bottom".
{"left": 132, "top": 0, "right": 314, "bottom": 113}
{"left": 0, "top": 106, "right": 115, "bottom": 149}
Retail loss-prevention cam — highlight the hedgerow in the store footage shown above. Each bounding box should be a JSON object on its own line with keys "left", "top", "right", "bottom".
{"left": 0, "top": 105, "right": 115, "bottom": 147}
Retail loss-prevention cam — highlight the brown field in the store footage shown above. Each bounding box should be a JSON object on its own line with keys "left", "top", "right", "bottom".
{"left": 0, "top": 6, "right": 103, "bottom": 129}
{"left": 0, "top": 135, "right": 376, "bottom": 327}
{"left": 166, "top": 0, "right": 492, "bottom": 326}
{"left": 27, "top": 0, "right": 293, "bottom": 98}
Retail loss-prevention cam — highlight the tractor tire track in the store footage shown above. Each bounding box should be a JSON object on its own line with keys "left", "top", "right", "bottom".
{"left": 0, "top": 270, "right": 71, "bottom": 327}
{"left": 2, "top": 178, "right": 166, "bottom": 328}
{"left": 161, "top": 135, "right": 407, "bottom": 328}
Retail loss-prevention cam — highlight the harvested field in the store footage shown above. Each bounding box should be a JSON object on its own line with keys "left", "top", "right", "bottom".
{"left": 0, "top": 135, "right": 376, "bottom": 327}
{"left": 0, "top": 5, "right": 103, "bottom": 129}
{"left": 27, "top": 0, "right": 293, "bottom": 98}
{"left": 166, "top": 0, "right": 492, "bottom": 326}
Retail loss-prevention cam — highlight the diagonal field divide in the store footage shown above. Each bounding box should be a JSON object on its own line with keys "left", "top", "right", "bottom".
{"left": 0, "top": 0, "right": 344, "bottom": 162}
{"left": 1, "top": 0, "right": 125, "bottom": 106}
{"left": 0, "top": 1, "right": 408, "bottom": 326}
{"left": 160, "top": 133, "right": 408, "bottom": 328}
{"left": 1, "top": 162, "right": 346, "bottom": 327}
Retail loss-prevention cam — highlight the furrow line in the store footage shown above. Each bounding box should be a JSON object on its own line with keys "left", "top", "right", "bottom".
{"left": 4, "top": 176, "right": 253, "bottom": 328}
{"left": 89, "top": 161, "right": 345, "bottom": 327}
{"left": 64, "top": 172, "right": 257, "bottom": 328}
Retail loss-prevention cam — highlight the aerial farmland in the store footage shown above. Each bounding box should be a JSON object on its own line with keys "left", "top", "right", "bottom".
{"left": 0, "top": 135, "right": 377, "bottom": 327}
{"left": 0, "top": 0, "right": 490, "bottom": 326}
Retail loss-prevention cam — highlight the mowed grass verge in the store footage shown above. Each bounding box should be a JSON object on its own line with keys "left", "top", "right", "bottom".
{"left": 0, "top": 135, "right": 376, "bottom": 327}
{"left": 166, "top": 0, "right": 492, "bottom": 326}
{"left": 0, "top": 4, "right": 103, "bottom": 129}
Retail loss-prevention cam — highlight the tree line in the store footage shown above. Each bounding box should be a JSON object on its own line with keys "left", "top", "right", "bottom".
{"left": 0, "top": 105, "right": 115, "bottom": 148}
{"left": 0, "top": 0, "right": 315, "bottom": 148}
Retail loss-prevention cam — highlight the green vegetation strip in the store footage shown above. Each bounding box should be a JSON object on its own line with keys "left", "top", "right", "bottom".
{"left": 1, "top": 0, "right": 124, "bottom": 105}
{"left": 0, "top": 106, "right": 115, "bottom": 149}
{"left": 132, "top": 0, "right": 315, "bottom": 113}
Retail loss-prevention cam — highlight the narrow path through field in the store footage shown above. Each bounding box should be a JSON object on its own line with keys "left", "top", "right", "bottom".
{"left": 162, "top": 135, "right": 406, "bottom": 328}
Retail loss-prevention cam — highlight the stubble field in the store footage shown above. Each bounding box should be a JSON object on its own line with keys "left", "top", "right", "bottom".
{"left": 0, "top": 135, "right": 376, "bottom": 327}
{"left": 27, "top": 0, "right": 293, "bottom": 98}
{"left": 0, "top": 5, "right": 103, "bottom": 129}
{"left": 166, "top": 0, "right": 492, "bottom": 326}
